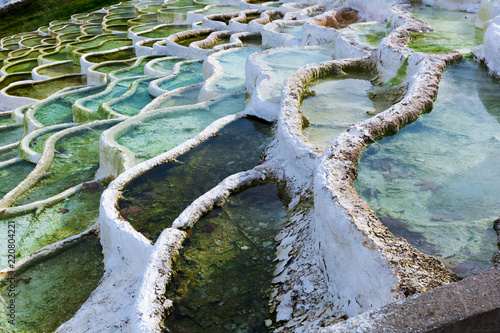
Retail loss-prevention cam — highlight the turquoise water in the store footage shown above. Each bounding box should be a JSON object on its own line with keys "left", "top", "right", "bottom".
{"left": 355, "top": 60, "right": 500, "bottom": 277}
{"left": 301, "top": 77, "right": 404, "bottom": 150}
{"left": 117, "top": 92, "right": 245, "bottom": 163}
{"left": 102, "top": 77, "right": 158, "bottom": 116}
{"left": 150, "top": 57, "right": 187, "bottom": 74}
{"left": 0, "top": 160, "right": 35, "bottom": 199}
{"left": 16, "top": 123, "right": 114, "bottom": 206}
{"left": 276, "top": 25, "right": 302, "bottom": 39}
{"left": 156, "top": 61, "right": 204, "bottom": 92}
{"left": 79, "top": 77, "right": 137, "bottom": 112}
{"left": 33, "top": 86, "right": 106, "bottom": 126}
{"left": 164, "top": 183, "right": 287, "bottom": 332}
{"left": 206, "top": 47, "right": 263, "bottom": 95}
{"left": 0, "top": 234, "right": 104, "bottom": 332}
{"left": 258, "top": 46, "right": 333, "bottom": 103}
{"left": 146, "top": 84, "right": 201, "bottom": 110}
{"left": 0, "top": 126, "right": 25, "bottom": 147}
{"left": 117, "top": 117, "right": 273, "bottom": 242}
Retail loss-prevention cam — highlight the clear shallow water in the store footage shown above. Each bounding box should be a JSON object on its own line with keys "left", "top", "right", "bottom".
{"left": 206, "top": 47, "right": 263, "bottom": 95}
{"left": 36, "top": 62, "right": 82, "bottom": 77}
{"left": 139, "top": 24, "right": 189, "bottom": 38}
{"left": 150, "top": 57, "right": 187, "bottom": 74}
{"left": 302, "top": 79, "right": 374, "bottom": 150}
{"left": 276, "top": 25, "right": 302, "bottom": 39}
{"left": 163, "top": 183, "right": 287, "bottom": 332}
{"left": 16, "top": 123, "right": 114, "bottom": 206}
{"left": 0, "top": 160, "right": 35, "bottom": 199}
{"left": 118, "top": 117, "right": 273, "bottom": 242}
{"left": 147, "top": 84, "right": 201, "bottom": 109}
{"left": 6, "top": 75, "right": 87, "bottom": 100}
{"left": 351, "top": 22, "right": 390, "bottom": 47}
{"left": 111, "top": 57, "right": 157, "bottom": 79}
{"left": 34, "top": 86, "right": 106, "bottom": 126}
{"left": 0, "top": 125, "right": 25, "bottom": 147}
{"left": 117, "top": 92, "right": 246, "bottom": 163}
{"left": 0, "top": 234, "right": 104, "bottom": 332}
{"left": 258, "top": 46, "right": 333, "bottom": 103}
{"left": 0, "top": 146, "right": 18, "bottom": 162}
{"left": 156, "top": 61, "right": 204, "bottom": 91}
{"left": 301, "top": 78, "right": 405, "bottom": 150}
{"left": 355, "top": 60, "right": 500, "bottom": 277}
{"left": 80, "top": 77, "right": 137, "bottom": 112}
{"left": 104, "top": 77, "right": 158, "bottom": 116}
{"left": 408, "top": 4, "right": 483, "bottom": 54}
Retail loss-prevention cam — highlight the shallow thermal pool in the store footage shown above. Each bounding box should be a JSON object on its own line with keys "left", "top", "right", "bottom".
{"left": 408, "top": 3, "right": 483, "bottom": 54}
{"left": 163, "top": 183, "right": 287, "bottom": 332}
{"left": 355, "top": 60, "right": 500, "bottom": 277}
{"left": 118, "top": 118, "right": 273, "bottom": 242}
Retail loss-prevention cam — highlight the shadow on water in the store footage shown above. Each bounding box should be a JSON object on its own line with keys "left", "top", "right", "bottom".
{"left": 163, "top": 183, "right": 288, "bottom": 333}
{"left": 118, "top": 118, "right": 274, "bottom": 243}
{"left": 355, "top": 60, "right": 500, "bottom": 277}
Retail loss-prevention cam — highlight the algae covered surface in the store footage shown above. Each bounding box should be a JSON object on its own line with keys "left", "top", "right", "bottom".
{"left": 0, "top": 234, "right": 104, "bottom": 332}
{"left": 164, "top": 184, "right": 287, "bottom": 332}
{"left": 118, "top": 118, "right": 274, "bottom": 242}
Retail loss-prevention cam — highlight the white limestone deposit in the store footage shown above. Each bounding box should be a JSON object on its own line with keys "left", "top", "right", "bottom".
{"left": 0, "top": 0, "right": 498, "bottom": 332}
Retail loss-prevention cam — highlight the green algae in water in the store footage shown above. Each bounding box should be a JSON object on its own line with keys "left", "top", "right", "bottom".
{"left": 84, "top": 48, "right": 137, "bottom": 63}
{"left": 36, "top": 61, "right": 82, "bottom": 77}
{"left": 34, "top": 85, "right": 106, "bottom": 126}
{"left": 355, "top": 61, "right": 500, "bottom": 277}
{"left": 118, "top": 117, "right": 273, "bottom": 242}
{"left": 0, "top": 160, "right": 35, "bottom": 199}
{"left": 16, "top": 124, "right": 114, "bottom": 206}
{"left": 0, "top": 126, "right": 25, "bottom": 147}
{"left": 117, "top": 92, "right": 246, "bottom": 163}
{"left": 150, "top": 57, "right": 187, "bottom": 73}
{"left": 103, "top": 77, "right": 158, "bottom": 116}
{"left": 77, "top": 39, "right": 133, "bottom": 56}
{"left": 156, "top": 62, "right": 204, "bottom": 91}
{"left": 0, "top": 113, "right": 13, "bottom": 126}
{"left": 4, "top": 59, "right": 39, "bottom": 74}
{"left": 92, "top": 59, "right": 137, "bottom": 74}
{"left": 13, "top": 185, "right": 104, "bottom": 261}
{"left": 111, "top": 57, "right": 159, "bottom": 79}
{"left": 408, "top": 4, "right": 483, "bottom": 54}
{"left": 0, "top": 234, "right": 104, "bottom": 332}
{"left": 139, "top": 25, "right": 190, "bottom": 39}
{"left": 80, "top": 77, "right": 137, "bottom": 112}
{"left": 0, "top": 73, "right": 32, "bottom": 92}
{"left": 176, "top": 32, "right": 212, "bottom": 47}
{"left": 351, "top": 22, "right": 390, "bottom": 47}
{"left": 164, "top": 184, "right": 287, "bottom": 332}
{"left": 29, "top": 128, "right": 66, "bottom": 154}
{"left": 6, "top": 75, "right": 87, "bottom": 100}
{"left": 42, "top": 47, "right": 70, "bottom": 62}
{"left": 0, "top": 146, "right": 18, "bottom": 163}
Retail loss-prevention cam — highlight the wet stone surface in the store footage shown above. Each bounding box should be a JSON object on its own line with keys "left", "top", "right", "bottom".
{"left": 118, "top": 118, "right": 274, "bottom": 243}
{"left": 163, "top": 183, "right": 288, "bottom": 333}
